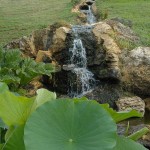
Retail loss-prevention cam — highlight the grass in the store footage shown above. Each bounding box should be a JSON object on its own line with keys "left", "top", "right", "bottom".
{"left": 1, "top": 0, "right": 150, "bottom": 47}
{"left": 0, "top": 0, "right": 77, "bottom": 45}
{"left": 96, "top": 0, "right": 150, "bottom": 47}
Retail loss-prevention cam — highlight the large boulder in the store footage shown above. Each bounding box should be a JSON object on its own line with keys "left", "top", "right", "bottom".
{"left": 121, "top": 47, "right": 150, "bottom": 96}
{"left": 116, "top": 96, "right": 145, "bottom": 115}
{"left": 4, "top": 28, "right": 52, "bottom": 58}
{"left": 51, "top": 27, "right": 70, "bottom": 53}
{"left": 5, "top": 24, "right": 71, "bottom": 59}
{"left": 92, "top": 22, "right": 121, "bottom": 81}
{"left": 4, "top": 36, "right": 37, "bottom": 58}
{"left": 106, "top": 19, "right": 140, "bottom": 42}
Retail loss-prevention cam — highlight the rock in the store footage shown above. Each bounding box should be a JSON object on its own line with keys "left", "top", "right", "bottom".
{"left": 77, "top": 13, "right": 87, "bottom": 24}
{"left": 51, "top": 27, "right": 71, "bottom": 53}
{"left": 93, "top": 22, "right": 113, "bottom": 36}
{"left": 46, "top": 70, "right": 69, "bottom": 94}
{"left": 121, "top": 47, "right": 150, "bottom": 96}
{"left": 127, "top": 47, "right": 150, "bottom": 66}
{"left": 144, "top": 98, "right": 150, "bottom": 111}
{"left": 101, "top": 34, "right": 121, "bottom": 55}
{"left": 92, "top": 22, "right": 121, "bottom": 80}
{"left": 30, "top": 28, "right": 51, "bottom": 52}
{"left": 62, "top": 64, "right": 75, "bottom": 71}
{"left": 106, "top": 19, "right": 140, "bottom": 42}
{"left": 25, "top": 79, "right": 44, "bottom": 97}
{"left": 4, "top": 28, "right": 52, "bottom": 58}
{"left": 116, "top": 96, "right": 145, "bottom": 115}
{"left": 4, "top": 36, "right": 37, "bottom": 58}
{"left": 97, "top": 68, "right": 121, "bottom": 81}
{"left": 5, "top": 25, "right": 71, "bottom": 58}
{"left": 85, "top": 84, "right": 122, "bottom": 108}
{"left": 85, "top": 0, "right": 94, "bottom": 5}
{"left": 36, "top": 50, "right": 52, "bottom": 63}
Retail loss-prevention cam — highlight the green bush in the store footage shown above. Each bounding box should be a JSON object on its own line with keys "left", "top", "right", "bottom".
{"left": 0, "top": 48, "right": 55, "bottom": 88}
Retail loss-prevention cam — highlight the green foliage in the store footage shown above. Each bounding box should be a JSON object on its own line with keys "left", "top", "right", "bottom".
{"left": 0, "top": 48, "right": 55, "bottom": 87}
{"left": 0, "top": 83, "right": 148, "bottom": 150}
{"left": 0, "top": 90, "right": 34, "bottom": 126}
{"left": 101, "top": 104, "right": 143, "bottom": 122}
{"left": 0, "top": 83, "right": 56, "bottom": 127}
{"left": 113, "top": 135, "right": 146, "bottom": 150}
{"left": 128, "top": 127, "right": 150, "bottom": 141}
{"left": 2, "top": 125, "right": 25, "bottom": 150}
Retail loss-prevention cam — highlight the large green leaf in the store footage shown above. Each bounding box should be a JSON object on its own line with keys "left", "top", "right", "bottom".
{"left": 32, "top": 88, "right": 56, "bottom": 109}
{"left": 4, "top": 126, "right": 15, "bottom": 142}
{"left": 101, "top": 104, "right": 142, "bottom": 123}
{"left": 24, "top": 99, "right": 117, "bottom": 150}
{"left": 0, "top": 88, "right": 56, "bottom": 127}
{"left": 113, "top": 136, "right": 147, "bottom": 150}
{"left": 0, "top": 91, "right": 34, "bottom": 126}
{"left": 1, "top": 125, "right": 25, "bottom": 150}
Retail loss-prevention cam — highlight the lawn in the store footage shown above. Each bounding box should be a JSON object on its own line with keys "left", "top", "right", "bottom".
{"left": 0, "top": 0, "right": 150, "bottom": 47}
{"left": 0, "top": 0, "right": 76, "bottom": 45}
{"left": 96, "top": 0, "right": 150, "bottom": 46}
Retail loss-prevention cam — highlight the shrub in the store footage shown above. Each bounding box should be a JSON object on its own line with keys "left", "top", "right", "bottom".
{"left": 0, "top": 48, "right": 55, "bottom": 88}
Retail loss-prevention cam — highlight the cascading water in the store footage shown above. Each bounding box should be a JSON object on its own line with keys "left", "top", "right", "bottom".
{"left": 80, "top": 4, "right": 96, "bottom": 24}
{"left": 68, "top": 1, "right": 96, "bottom": 98}
{"left": 87, "top": 5, "right": 96, "bottom": 24}
{"left": 68, "top": 27, "right": 95, "bottom": 97}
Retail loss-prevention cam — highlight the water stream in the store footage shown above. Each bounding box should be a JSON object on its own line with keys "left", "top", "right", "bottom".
{"left": 87, "top": 5, "right": 96, "bottom": 24}
{"left": 80, "top": 5, "right": 96, "bottom": 24}
{"left": 68, "top": 3, "right": 96, "bottom": 97}
{"left": 68, "top": 31, "right": 95, "bottom": 97}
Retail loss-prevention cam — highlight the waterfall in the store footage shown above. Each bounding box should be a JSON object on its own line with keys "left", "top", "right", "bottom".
{"left": 87, "top": 5, "right": 96, "bottom": 24}
{"left": 68, "top": 2, "right": 96, "bottom": 97}
{"left": 69, "top": 39, "right": 87, "bottom": 68}
{"left": 68, "top": 26, "right": 95, "bottom": 97}
{"left": 80, "top": 5, "right": 96, "bottom": 24}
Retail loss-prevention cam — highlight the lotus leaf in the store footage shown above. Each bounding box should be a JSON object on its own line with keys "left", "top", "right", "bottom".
{"left": 25, "top": 99, "right": 117, "bottom": 150}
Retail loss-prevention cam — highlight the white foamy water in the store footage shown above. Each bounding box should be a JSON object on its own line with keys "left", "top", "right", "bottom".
{"left": 68, "top": 26, "right": 95, "bottom": 97}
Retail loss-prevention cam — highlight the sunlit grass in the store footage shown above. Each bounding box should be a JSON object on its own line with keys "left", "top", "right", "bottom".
{"left": 0, "top": 0, "right": 76, "bottom": 45}
{"left": 96, "top": 0, "right": 150, "bottom": 47}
